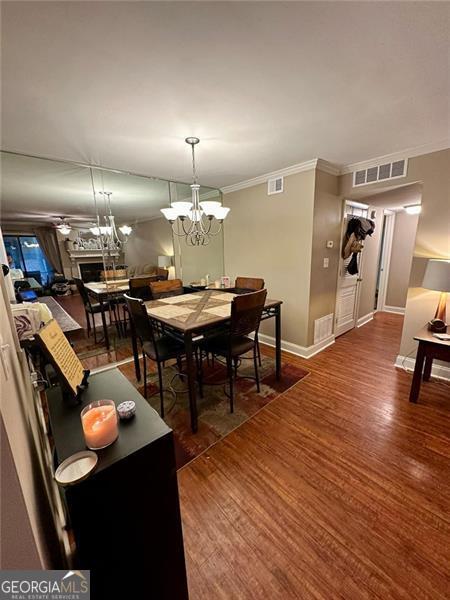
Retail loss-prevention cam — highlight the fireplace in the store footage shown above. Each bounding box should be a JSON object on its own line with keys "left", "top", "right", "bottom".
{"left": 78, "top": 262, "right": 104, "bottom": 282}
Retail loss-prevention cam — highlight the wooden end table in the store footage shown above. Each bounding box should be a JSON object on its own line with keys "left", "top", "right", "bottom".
{"left": 408, "top": 326, "right": 450, "bottom": 403}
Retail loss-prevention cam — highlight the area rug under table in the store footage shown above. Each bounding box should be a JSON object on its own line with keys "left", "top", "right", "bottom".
{"left": 119, "top": 355, "right": 309, "bottom": 469}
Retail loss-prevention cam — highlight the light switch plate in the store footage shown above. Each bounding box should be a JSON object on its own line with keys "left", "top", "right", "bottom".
{"left": 323, "top": 258, "right": 329, "bottom": 268}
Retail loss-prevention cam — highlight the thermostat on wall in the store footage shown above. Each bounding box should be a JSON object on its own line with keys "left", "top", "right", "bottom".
{"left": 326, "top": 240, "right": 334, "bottom": 248}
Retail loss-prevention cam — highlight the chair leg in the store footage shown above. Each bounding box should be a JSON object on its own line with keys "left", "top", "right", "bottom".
{"left": 91, "top": 312, "right": 98, "bottom": 344}
{"left": 112, "top": 304, "right": 122, "bottom": 338}
{"left": 256, "top": 333, "right": 262, "bottom": 367}
{"left": 157, "top": 361, "right": 164, "bottom": 418}
{"left": 143, "top": 353, "right": 148, "bottom": 399}
{"left": 253, "top": 344, "right": 261, "bottom": 393}
{"left": 85, "top": 310, "right": 91, "bottom": 337}
{"left": 227, "top": 354, "right": 234, "bottom": 413}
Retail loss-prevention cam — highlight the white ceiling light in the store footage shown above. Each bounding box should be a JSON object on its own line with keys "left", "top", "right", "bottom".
{"left": 160, "top": 137, "right": 230, "bottom": 246}
{"left": 118, "top": 224, "right": 132, "bottom": 236}
{"left": 404, "top": 204, "right": 421, "bottom": 215}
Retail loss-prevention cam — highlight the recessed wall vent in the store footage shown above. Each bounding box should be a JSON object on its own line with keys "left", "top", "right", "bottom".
{"left": 314, "top": 313, "right": 334, "bottom": 345}
{"left": 267, "top": 176, "right": 284, "bottom": 195}
{"left": 352, "top": 158, "right": 407, "bottom": 188}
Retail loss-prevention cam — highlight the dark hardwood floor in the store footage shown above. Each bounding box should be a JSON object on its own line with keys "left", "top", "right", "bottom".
{"left": 178, "top": 312, "right": 450, "bottom": 599}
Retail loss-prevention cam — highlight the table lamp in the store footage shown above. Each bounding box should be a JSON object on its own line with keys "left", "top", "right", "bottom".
{"left": 158, "top": 255, "right": 172, "bottom": 268}
{"left": 422, "top": 259, "right": 450, "bottom": 332}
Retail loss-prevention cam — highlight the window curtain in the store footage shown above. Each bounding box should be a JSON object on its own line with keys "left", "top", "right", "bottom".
{"left": 34, "top": 227, "right": 64, "bottom": 274}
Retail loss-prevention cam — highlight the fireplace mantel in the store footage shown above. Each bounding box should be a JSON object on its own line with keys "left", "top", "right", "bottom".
{"left": 68, "top": 250, "right": 120, "bottom": 261}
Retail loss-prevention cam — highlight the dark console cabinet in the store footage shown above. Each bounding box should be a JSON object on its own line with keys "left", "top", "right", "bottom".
{"left": 47, "top": 369, "right": 189, "bottom": 600}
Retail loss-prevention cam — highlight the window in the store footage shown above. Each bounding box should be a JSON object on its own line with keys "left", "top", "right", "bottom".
{"left": 4, "top": 235, "right": 54, "bottom": 285}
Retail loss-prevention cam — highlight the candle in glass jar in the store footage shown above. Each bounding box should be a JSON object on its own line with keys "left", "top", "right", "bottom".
{"left": 81, "top": 400, "right": 119, "bottom": 450}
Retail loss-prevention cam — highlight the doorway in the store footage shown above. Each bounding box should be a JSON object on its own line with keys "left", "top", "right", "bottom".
{"left": 335, "top": 201, "right": 369, "bottom": 337}
{"left": 374, "top": 210, "right": 395, "bottom": 312}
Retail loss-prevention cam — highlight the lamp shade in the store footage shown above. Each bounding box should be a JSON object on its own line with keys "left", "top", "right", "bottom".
{"left": 422, "top": 259, "right": 450, "bottom": 293}
{"left": 158, "top": 255, "right": 172, "bottom": 268}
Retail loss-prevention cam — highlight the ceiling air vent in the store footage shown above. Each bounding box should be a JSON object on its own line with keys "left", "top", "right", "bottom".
{"left": 352, "top": 158, "right": 407, "bottom": 188}
{"left": 267, "top": 176, "right": 284, "bottom": 195}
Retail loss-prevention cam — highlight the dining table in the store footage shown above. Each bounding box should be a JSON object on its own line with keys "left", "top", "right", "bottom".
{"left": 83, "top": 282, "right": 283, "bottom": 433}
{"left": 84, "top": 279, "right": 130, "bottom": 350}
{"left": 143, "top": 289, "right": 282, "bottom": 433}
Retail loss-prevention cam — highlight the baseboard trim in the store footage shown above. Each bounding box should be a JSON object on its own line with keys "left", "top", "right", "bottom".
{"left": 383, "top": 306, "right": 406, "bottom": 315}
{"left": 257, "top": 333, "right": 335, "bottom": 359}
{"left": 357, "top": 312, "right": 374, "bottom": 328}
{"left": 395, "top": 355, "right": 450, "bottom": 381}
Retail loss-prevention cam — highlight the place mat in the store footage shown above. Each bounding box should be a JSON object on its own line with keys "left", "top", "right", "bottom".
{"left": 159, "top": 293, "right": 202, "bottom": 304}
{"left": 147, "top": 304, "right": 195, "bottom": 319}
{"left": 210, "top": 292, "right": 236, "bottom": 302}
{"left": 203, "top": 304, "right": 232, "bottom": 318}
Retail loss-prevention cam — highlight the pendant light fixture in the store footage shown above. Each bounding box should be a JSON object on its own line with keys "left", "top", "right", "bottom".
{"left": 161, "top": 137, "right": 230, "bottom": 246}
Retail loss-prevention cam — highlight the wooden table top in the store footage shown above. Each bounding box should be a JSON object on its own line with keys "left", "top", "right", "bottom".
{"left": 414, "top": 326, "right": 450, "bottom": 347}
{"left": 85, "top": 279, "right": 130, "bottom": 295}
{"left": 144, "top": 290, "right": 282, "bottom": 333}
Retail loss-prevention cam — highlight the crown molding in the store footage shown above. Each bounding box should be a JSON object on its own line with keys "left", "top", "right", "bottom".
{"left": 340, "top": 139, "right": 450, "bottom": 174}
{"left": 221, "top": 158, "right": 340, "bottom": 194}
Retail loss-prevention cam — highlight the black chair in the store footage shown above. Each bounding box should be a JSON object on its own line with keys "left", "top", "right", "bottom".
{"left": 74, "top": 278, "right": 119, "bottom": 344}
{"left": 124, "top": 294, "right": 186, "bottom": 417}
{"left": 201, "top": 289, "right": 267, "bottom": 413}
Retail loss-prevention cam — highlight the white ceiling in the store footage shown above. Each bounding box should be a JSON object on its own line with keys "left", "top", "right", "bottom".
{"left": 364, "top": 183, "right": 422, "bottom": 210}
{"left": 1, "top": 2, "right": 449, "bottom": 188}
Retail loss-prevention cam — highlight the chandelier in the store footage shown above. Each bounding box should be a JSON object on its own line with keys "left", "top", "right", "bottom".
{"left": 161, "top": 137, "right": 230, "bottom": 246}
{"left": 90, "top": 191, "right": 132, "bottom": 248}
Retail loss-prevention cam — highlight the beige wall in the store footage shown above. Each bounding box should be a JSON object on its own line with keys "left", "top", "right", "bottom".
{"left": 174, "top": 225, "right": 224, "bottom": 285}
{"left": 307, "top": 170, "right": 341, "bottom": 345}
{"left": 385, "top": 211, "right": 419, "bottom": 308}
{"left": 340, "top": 148, "right": 450, "bottom": 358}
{"left": 224, "top": 169, "right": 316, "bottom": 347}
{"left": 124, "top": 217, "right": 174, "bottom": 269}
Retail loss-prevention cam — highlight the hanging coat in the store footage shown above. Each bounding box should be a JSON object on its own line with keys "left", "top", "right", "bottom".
{"left": 342, "top": 217, "right": 375, "bottom": 275}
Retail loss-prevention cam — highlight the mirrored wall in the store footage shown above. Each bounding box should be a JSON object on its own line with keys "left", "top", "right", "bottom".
{"left": 1, "top": 150, "right": 224, "bottom": 367}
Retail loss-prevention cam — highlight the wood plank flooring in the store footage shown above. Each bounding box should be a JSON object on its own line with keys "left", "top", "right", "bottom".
{"left": 177, "top": 313, "right": 450, "bottom": 599}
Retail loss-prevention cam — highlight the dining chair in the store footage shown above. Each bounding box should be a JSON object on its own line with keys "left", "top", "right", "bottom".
{"left": 124, "top": 294, "right": 186, "bottom": 417}
{"left": 149, "top": 278, "right": 184, "bottom": 300}
{"left": 234, "top": 277, "right": 265, "bottom": 365}
{"left": 129, "top": 276, "right": 159, "bottom": 301}
{"left": 74, "top": 278, "right": 119, "bottom": 344}
{"left": 201, "top": 289, "right": 267, "bottom": 413}
{"left": 234, "top": 276, "right": 265, "bottom": 293}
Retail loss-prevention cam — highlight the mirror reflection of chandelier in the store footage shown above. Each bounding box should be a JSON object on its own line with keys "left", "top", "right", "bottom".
{"left": 161, "top": 137, "right": 230, "bottom": 246}
{"left": 90, "top": 191, "right": 132, "bottom": 248}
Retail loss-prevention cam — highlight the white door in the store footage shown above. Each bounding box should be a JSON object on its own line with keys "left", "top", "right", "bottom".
{"left": 335, "top": 204, "right": 367, "bottom": 337}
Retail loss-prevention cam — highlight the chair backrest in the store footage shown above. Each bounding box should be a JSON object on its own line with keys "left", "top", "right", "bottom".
{"left": 73, "top": 278, "right": 90, "bottom": 306}
{"left": 234, "top": 277, "right": 265, "bottom": 293}
{"left": 129, "top": 276, "right": 159, "bottom": 301}
{"left": 124, "top": 294, "right": 156, "bottom": 347}
{"left": 150, "top": 278, "right": 184, "bottom": 300}
{"left": 230, "top": 289, "right": 267, "bottom": 338}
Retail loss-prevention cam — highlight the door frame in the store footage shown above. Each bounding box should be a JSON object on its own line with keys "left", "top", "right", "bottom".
{"left": 375, "top": 210, "right": 396, "bottom": 312}
{"left": 334, "top": 200, "right": 368, "bottom": 337}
